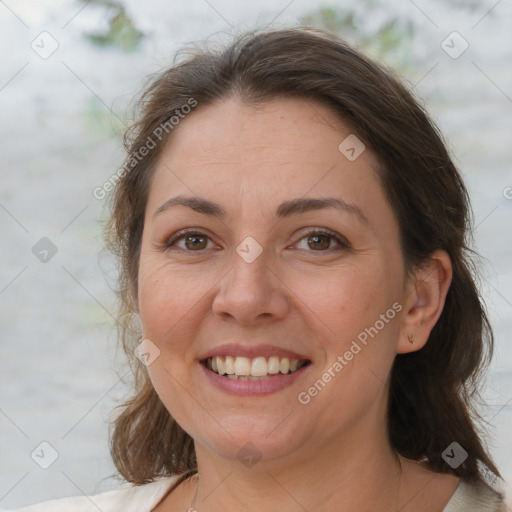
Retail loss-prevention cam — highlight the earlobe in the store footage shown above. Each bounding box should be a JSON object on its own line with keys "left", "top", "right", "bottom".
{"left": 397, "top": 250, "right": 453, "bottom": 354}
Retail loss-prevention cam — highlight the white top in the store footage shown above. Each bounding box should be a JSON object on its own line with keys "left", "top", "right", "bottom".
{"left": 2, "top": 475, "right": 505, "bottom": 511}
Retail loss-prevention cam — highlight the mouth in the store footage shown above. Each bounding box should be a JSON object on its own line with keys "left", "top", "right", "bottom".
{"left": 201, "top": 355, "right": 312, "bottom": 381}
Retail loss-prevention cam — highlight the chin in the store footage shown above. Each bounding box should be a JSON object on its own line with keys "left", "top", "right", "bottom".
{"left": 192, "top": 418, "right": 310, "bottom": 467}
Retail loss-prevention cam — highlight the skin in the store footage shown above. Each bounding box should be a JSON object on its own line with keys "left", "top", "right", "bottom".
{"left": 138, "top": 96, "right": 459, "bottom": 511}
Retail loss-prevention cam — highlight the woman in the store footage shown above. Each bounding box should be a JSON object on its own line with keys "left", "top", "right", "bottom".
{"left": 8, "top": 27, "right": 506, "bottom": 511}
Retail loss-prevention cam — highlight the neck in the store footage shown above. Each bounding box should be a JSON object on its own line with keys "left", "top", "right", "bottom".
{"left": 189, "top": 429, "right": 405, "bottom": 512}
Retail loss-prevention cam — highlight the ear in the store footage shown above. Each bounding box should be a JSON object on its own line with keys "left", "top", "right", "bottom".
{"left": 397, "top": 250, "right": 453, "bottom": 354}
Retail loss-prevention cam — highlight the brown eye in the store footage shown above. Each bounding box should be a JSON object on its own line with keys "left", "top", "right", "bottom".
{"left": 307, "top": 234, "right": 331, "bottom": 251}
{"left": 294, "top": 229, "right": 349, "bottom": 252}
{"left": 183, "top": 234, "right": 208, "bottom": 250}
{"left": 163, "top": 230, "right": 214, "bottom": 252}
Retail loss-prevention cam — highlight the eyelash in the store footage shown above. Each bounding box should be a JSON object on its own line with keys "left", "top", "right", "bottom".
{"left": 161, "top": 228, "right": 350, "bottom": 254}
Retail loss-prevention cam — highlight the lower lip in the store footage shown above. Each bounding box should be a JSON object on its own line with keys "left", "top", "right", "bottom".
{"left": 200, "top": 362, "right": 311, "bottom": 396}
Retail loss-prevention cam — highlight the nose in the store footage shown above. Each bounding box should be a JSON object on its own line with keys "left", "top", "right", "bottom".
{"left": 211, "top": 250, "right": 289, "bottom": 326}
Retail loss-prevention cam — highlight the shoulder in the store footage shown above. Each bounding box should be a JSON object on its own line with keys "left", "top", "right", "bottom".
{"left": 443, "top": 478, "right": 507, "bottom": 512}
{"left": 1, "top": 476, "right": 179, "bottom": 512}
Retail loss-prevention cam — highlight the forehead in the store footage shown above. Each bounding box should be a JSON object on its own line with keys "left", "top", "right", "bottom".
{"left": 147, "top": 96, "right": 386, "bottom": 220}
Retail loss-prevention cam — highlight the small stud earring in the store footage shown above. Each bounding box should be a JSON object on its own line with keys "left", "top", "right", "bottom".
{"left": 407, "top": 333, "right": 414, "bottom": 344}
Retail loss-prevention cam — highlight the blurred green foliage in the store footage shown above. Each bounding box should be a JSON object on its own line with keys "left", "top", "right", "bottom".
{"left": 83, "top": 0, "right": 144, "bottom": 53}
{"left": 301, "top": 4, "right": 415, "bottom": 72}
{"left": 84, "top": 97, "right": 127, "bottom": 139}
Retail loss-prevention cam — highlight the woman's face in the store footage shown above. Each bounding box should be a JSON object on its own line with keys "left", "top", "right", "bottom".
{"left": 138, "top": 96, "right": 408, "bottom": 465}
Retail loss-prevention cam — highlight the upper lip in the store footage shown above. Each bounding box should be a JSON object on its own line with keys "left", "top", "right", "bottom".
{"left": 199, "top": 343, "right": 312, "bottom": 362}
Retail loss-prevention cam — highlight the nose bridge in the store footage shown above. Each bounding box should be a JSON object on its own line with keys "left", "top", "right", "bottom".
{"left": 233, "top": 220, "right": 282, "bottom": 276}
{"left": 212, "top": 237, "right": 288, "bottom": 323}
{"left": 226, "top": 242, "right": 271, "bottom": 300}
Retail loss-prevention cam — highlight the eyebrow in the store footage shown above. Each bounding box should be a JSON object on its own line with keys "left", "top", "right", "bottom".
{"left": 152, "top": 195, "right": 369, "bottom": 224}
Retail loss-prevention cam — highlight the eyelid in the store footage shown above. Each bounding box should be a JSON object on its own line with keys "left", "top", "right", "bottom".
{"left": 161, "top": 227, "right": 350, "bottom": 253}
{"left": 291, "top": 227, "right": 350, "bottom": 251}
{"left": 162, "top": 228, "right": 218, "bottom": 251}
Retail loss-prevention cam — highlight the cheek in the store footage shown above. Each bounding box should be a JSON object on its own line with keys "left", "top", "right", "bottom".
{"left": 294, "top": 265, "right": 401, "bottom": 423}
{"left": 138, "top": 260, "right": 204, "bottom": 414}
{"left": 138, "top": 261, "right": 169, "bottom": 334}
{"left": 292, "top": 262, "right": 392, "bottom": 340}
{"left": 137, "top": 257, "right": 207, "bottom": 349}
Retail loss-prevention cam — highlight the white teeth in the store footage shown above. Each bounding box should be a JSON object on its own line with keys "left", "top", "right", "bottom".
{"left": 225, "top": 356, "right": 235, "bottom": 375}
{"left": 251, "top": 357, "right": 268, "bottom": 377}
{"left": 268, "top": 356, "right": 280, "bottom": 374}
{"left": 207, "top": 355, "right": 307, "bottom": 378}
{"left": 217, "top": 358, "right": 226, "bottom": 376}
{"left": 234, "top": 356, "right": 251, "bottom": 376}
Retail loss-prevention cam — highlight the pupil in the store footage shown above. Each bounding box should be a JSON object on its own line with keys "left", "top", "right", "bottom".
{"left": 309, "top": 235, "right": 328, "bottom": 250}
{"left": 187, "top": 236, "right": 205, "bottom": 249}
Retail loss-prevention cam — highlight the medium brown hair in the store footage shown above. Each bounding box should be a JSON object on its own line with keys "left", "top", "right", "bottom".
{"left": 104, "top": 27, "right": 501, "bottom": 486}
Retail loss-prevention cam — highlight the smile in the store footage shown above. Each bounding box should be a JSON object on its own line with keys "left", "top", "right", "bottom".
{"left": 203, "top": 355, "right": 310, "bottom": 380}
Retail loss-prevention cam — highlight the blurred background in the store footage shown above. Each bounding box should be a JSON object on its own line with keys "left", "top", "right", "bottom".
{"left": 0, "top": 0, "right": 511, "bottom": 508}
